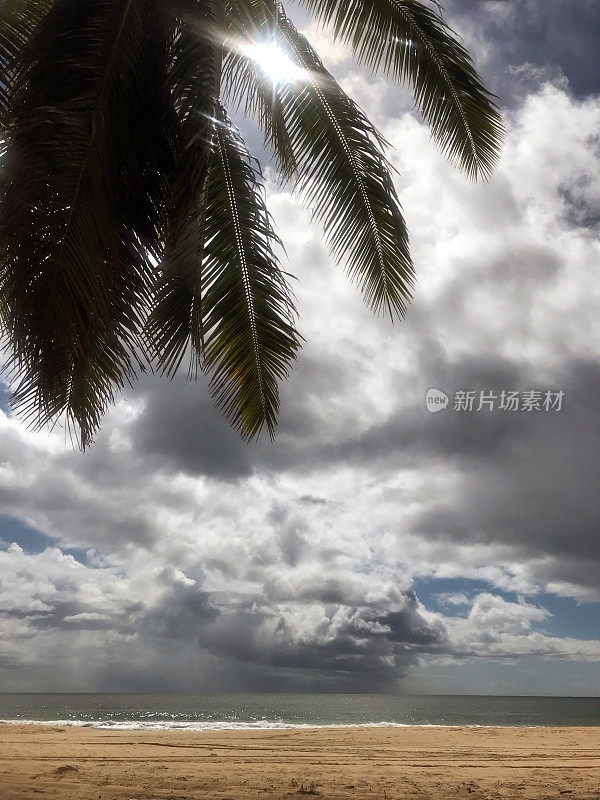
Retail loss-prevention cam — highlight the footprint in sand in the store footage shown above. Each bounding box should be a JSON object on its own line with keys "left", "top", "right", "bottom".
{"left": 52, "top": 765, "right": 79, "bottom": 776}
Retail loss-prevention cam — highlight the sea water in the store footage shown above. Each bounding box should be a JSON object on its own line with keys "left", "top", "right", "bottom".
{"left": 0, "top": 693, "right": 598, "bottom": 730}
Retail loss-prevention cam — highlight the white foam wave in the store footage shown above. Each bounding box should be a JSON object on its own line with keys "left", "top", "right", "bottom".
{"left": 0, "top": 718, "right": 515, "bottom": 731}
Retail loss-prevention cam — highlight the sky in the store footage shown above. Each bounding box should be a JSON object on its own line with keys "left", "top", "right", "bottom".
{"left": 1, "top": 0, "right": 599, "bottom": 695}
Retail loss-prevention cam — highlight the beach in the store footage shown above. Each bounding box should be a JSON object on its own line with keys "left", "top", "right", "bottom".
{"left": 0, "top": 724, "right": 599, "bottom": 800}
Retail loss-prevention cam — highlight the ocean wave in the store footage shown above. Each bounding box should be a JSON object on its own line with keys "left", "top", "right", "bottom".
{"left": 0, "top": 718, "right": 513, "bottom": 731}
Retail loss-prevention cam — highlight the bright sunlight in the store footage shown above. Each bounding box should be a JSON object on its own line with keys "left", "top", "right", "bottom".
{"left": 243, "top": 40, "right": 307, "bottom": 84}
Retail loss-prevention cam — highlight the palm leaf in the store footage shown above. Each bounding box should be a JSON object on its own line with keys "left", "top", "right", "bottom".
{"left": 201, "top": 107, "right": 300, "bottom": 439}
{"left": 146, "top": 0, "right": 223, "bottom": 377}
{"left": 228, "top": 7, "right": 414, "bottom": 319}
{"left": 0, "top": 0, "right": 53, "bottom": 128}
{"left": 297, "top": 0, "right": 504, "bottom": 179}
{"left": 222, "top": 0, "right": 297, "bottom": 178}
{"left": 0, "top": 0, "right": 170, "bottom": 446}
{"left": 223, "top": 49, "right": 298, "bottom": 179}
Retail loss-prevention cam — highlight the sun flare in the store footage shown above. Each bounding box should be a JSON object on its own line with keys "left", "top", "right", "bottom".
{"left": 243, "top": 41, "right": 307, "bottom": 84}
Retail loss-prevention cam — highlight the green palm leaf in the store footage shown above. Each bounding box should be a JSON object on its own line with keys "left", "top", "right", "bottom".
{"left": 0, "top": 0, "right": 53, "bottom": 127}
{"left": 223, "top": 1, "right": 297, "bottom": 178}
{"left": 223, "top": 48, "right": 298, "bottom": 179}
{"left": 201, "top": 107, "right": 300, "bottom": 439}
{"left": 0, "top": 0, "right": 170, "bottom": 446}
{"left": 227, "top": 7, "right": 414, "bottom": 319}
{"left": 146, "top": 0, "right": 223, "bottom": 377}
{"left": 298, "top": 0, "right": 504, "bottom": 179}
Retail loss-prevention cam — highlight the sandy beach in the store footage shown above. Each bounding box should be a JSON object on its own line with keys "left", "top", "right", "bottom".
{"left": 0, "top": 724, "right": 599, "bottom": 800}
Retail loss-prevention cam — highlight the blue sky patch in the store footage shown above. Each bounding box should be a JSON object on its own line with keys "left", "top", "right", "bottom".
{"left": 0, "top": 382, "right": 11, "bottom": 415}
{"left": 0, "top": 514, "right": 88, "bottom": 565}
{"left": 414, "top": 576, "right": 600, "bottom": 641}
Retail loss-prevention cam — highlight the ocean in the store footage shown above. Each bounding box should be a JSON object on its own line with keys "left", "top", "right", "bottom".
{"left": 0, "top": 694, "right": 598, "bottom": 730}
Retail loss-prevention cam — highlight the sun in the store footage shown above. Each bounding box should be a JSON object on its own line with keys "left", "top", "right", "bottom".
{"left": 243, "top": 41, "right": 307, "bottom": 84}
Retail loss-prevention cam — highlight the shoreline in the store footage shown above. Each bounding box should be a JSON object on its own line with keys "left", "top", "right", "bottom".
{"left": 0, "top": 719, "right": 600, "bottom": 733}
{"left": 1, "top": 723, "right": 599, "bottom": 799}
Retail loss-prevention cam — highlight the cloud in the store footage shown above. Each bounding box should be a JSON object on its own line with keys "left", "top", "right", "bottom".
{"left": 1, "top": 19, "right": 599, "bottom": 691}
{"left": 127, "top": 374, "right": 254, "bottom": 480}
{"left": 438, "top": 592, "right": 471, "bottom": 608}
{"left": 445, "top": 593, "right": 600, "bottom": 661}
{"left": 300, "top": 20, "right": 353, "bottom": 67}
{"left": 444, "top": 0, "right": 600, "bottom": 101}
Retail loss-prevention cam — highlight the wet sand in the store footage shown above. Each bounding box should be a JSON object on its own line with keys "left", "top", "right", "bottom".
{"left": 0, "top": 723, "right": 599, "bottom": 799}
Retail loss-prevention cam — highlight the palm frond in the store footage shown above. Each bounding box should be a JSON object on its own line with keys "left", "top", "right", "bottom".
{"left": 146, "top": 0, "right": 223, "bottom": 377}
{"left": 222, "top": 1, "right": 297, "bottom": 178}
{"left": 223, "top": 49, "right": 298, "bottom": 179}
{"left": 0, "top": 0, "right": 169, "bottom": 446}
{"left": 202, "top": 107, "right": 300, "bottom": 439}
{"left": 298, "top": 0, "right": 504, "bottom": 179}
{"left": 0, "top": 0, "right": 53, "bottom": 128}
{"left": 230, "top": 7, "right": 414, "bottom": 319}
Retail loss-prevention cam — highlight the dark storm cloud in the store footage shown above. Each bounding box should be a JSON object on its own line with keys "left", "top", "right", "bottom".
{"left": 243, "top": 351, "right": 562, "bottom": 474}
{"left": 382, "top": 590, "right": 447, "bottom": 645}
{"left": 190, "top": 594, "right": 448, "bottom": 691}
{"left": 112, "top": 347, "right": 365, "bottom": 482}
{"left": 0, "top": 470, "right": 156, "bottom": 548}
{"left": 324, "top": 354, "right": 528, "bottom": 463}
{"left": 410, "top": 359, "right": 600, "bottom": 561}
{"left": 129, "top": 373, "right": 253, "bottom": 480}
{"left": 287, "top": 354, "right": 599, "bottom": 583}
{"left": 137, "top": 575, "right": 219, "bottom": 639}
{"left": 447, "top": 0, "right": 600, "bottom": 101}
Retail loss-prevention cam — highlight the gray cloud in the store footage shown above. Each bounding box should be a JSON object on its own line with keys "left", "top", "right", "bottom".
{"left": 413, "top": 359, "right": 600, "bottom": 568}
{"left": 128, "top": 373, "right": 254, "bottom": 480}
{"left": 446, "top": 0, "right": 600, "bottom": 101}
